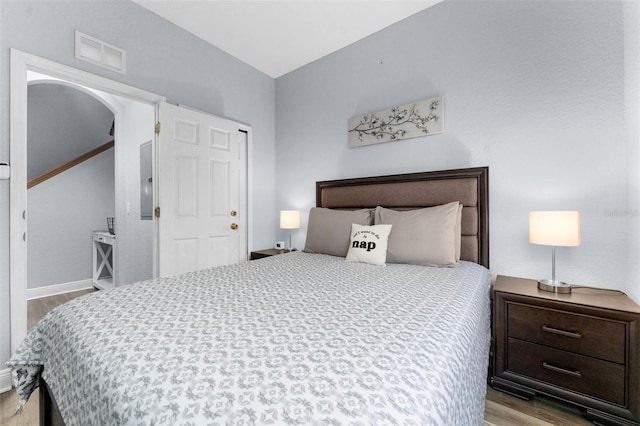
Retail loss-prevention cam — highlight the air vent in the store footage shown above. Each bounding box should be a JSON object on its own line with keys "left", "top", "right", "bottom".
{"left": 75, "top": 31, "right": 126, "bottom": 74}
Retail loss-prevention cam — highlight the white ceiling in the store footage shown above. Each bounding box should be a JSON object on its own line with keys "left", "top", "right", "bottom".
{"left": 133, "top": 0, "right": 441, "bottom": 78}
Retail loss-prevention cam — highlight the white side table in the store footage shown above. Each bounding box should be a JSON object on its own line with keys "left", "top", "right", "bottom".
{"left": 92, "top": 231, "right": 115, "bottom": 290}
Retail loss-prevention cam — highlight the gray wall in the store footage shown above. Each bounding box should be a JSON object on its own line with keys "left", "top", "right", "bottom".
{"left": 275, "top": 1, "right": 639, "bottom": 299}
{"left": 0, "top": 1, "right": 276, "bottom": 366}
{"left": 625, "top": 1, "right": 640, "bottom": 305}
{"left": 28, "top": 150, "right": 115, "bottom": 288}
{"left": 27, "top": 82, "right": 115, "bottom": 289}
{"left": 29, "top": 78, "right": 157, "bottom": 290}
{"left": 28, "top": 83, "right": 114, "bottom": 180}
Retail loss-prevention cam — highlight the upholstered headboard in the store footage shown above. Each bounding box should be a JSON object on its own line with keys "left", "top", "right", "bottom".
{"left": 316, "top": 167, "right": 489, "bottom": 268}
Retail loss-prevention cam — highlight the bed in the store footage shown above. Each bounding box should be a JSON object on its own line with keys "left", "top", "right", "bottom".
{"left": 8, "top": 166, "right": 490, "bottom": 425}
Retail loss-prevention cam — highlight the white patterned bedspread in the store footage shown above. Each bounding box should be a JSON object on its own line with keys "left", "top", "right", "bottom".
{"left": 8, "top": 252, "right": 491, "bottom": 425}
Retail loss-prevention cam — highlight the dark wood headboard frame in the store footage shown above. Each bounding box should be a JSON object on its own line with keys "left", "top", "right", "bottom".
{"left": 316, "top": 167, "right": 489, "bottom": 268}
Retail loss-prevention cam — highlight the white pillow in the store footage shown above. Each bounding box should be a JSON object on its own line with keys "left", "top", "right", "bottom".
{"left": 345, "top": 223, "right": 392, "bottom": 266}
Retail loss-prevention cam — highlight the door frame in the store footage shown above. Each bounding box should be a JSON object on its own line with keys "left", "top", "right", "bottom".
{"left": 10, "top": 50, "right": 255, "bottom": 353}
{"left": 9, "top": 49, "right": 165, "bottom": 352}
{"left": 8, "top": 51, "right": 245, "bottom": 356}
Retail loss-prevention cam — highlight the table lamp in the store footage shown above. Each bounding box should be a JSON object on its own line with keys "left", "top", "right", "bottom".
{"left": 529, "top": 211, "right": 581, "bottom": 294}
{"left": 280, "top": 210, "right": 300, "bottom": 252}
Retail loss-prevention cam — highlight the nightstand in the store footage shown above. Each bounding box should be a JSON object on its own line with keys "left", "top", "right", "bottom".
{"left": 249, "top": 248, "right": 289, "bottom": 260}
{"left": 492, "top": 275, "right": 640, "bottom": 425}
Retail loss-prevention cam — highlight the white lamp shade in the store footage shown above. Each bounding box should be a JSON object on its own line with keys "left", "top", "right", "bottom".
{"left": 529, "top": 211, "right": 581, "bottom": 247}
{"left": 280, "top": 210, "right": 300, "bottom": 229}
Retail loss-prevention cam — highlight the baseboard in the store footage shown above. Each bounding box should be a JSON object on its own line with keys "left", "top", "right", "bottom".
{"left": 0, "top": 367, "right": 12, "bottom": 393}
{"left": 27, "top": 278, "right": 94, "bottom": 300}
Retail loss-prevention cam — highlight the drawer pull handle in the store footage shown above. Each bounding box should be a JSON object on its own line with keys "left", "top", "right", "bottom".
{"left": 542, "top": 325, "right": 582, "bottom": 339}
{"left": 542, "top": 361, "right": 582, "bottom": 378}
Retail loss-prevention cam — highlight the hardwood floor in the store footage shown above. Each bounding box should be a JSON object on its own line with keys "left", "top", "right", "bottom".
{"left": 0, "top": 389, "right": 39, "bottom": 426}
{"left": 484, "top": 386, "right": 592, "bottom": 426}
{"left": 1, "top": 291, "right": 595, "bottom": 426}
{"left": 26, "top": 288, "right": 96, "bottom": 331}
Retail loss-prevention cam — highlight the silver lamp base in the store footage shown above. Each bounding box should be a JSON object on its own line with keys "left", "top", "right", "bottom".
{"left": 538, "top": 279, "right": 572, "bottom": 294}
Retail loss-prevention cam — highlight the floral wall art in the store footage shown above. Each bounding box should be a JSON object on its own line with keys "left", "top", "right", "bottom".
{"left": 348, "top": 96, "right": 444, "bottom": 148}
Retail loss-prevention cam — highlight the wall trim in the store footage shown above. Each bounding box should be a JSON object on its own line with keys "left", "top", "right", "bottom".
{"left": 0, "top": 368, "right": 12, "bottom": 393}
{"left": 26, "top": 279, "right": 94, "bottom": 301}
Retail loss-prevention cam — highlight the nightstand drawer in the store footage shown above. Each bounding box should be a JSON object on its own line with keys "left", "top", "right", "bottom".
{"left": 507, "top": 302, "right": 626, "bottom": 364}
{"left": 508, "top": 338, "right": 625, "bottom": 405}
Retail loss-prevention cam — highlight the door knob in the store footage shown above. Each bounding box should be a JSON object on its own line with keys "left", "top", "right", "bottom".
{"left": 230, "top": 210, "right": 237, "bottom": 217}
{"left": 230, "top": 223, "right": 238, "bottom": 230}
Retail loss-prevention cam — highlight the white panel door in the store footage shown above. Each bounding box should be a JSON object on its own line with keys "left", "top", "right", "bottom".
{"left": 158, "top": 102, "right": 247, "bottom": 277}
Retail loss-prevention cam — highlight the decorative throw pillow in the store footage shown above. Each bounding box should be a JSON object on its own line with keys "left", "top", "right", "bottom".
{"left": 375, "top": 202, "right": 460, "bottom": 266}
{"left": 455, "top": 203, "right": 463, "bottom": 262}
{"left": 345, "top": 223, "right": 392, "bottom": 266}
{"left": 303, "top": 208, "right": 374, "bottom": 257}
